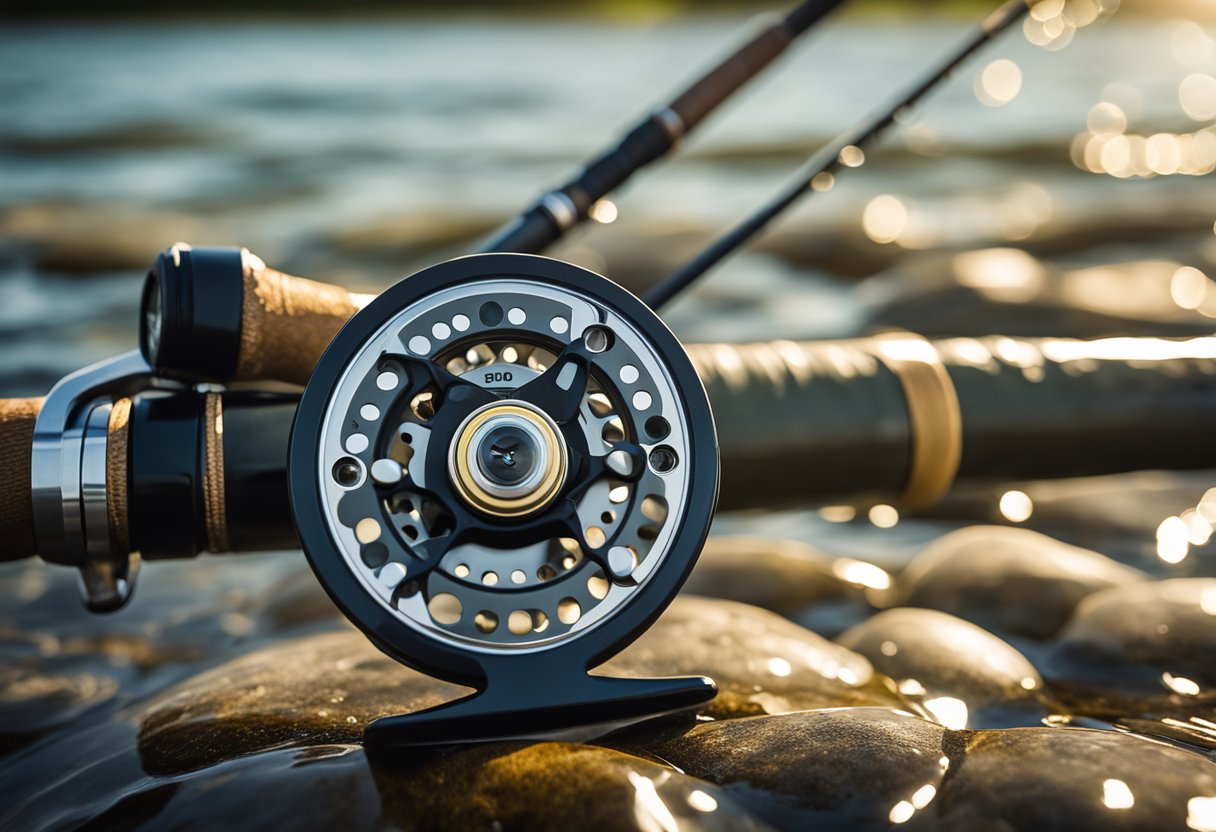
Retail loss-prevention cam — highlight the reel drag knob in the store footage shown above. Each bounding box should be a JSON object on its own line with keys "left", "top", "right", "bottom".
{"left": 289, "top": 253, "right": 719, "bottom": 747}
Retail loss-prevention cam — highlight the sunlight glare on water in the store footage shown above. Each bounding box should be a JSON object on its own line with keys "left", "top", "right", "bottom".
{"left": 976, "top": 58, "right": 1023, "bottom": 107}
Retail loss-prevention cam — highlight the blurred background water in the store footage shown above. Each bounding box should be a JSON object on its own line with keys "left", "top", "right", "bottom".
{"left": 1, "top": 1, "right": 1213, "bottom": 391}
{"left": 3, "top": 3, "right": 1216, "bottom": 828}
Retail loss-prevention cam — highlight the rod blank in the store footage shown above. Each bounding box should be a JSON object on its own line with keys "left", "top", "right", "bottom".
{"left": 480, "top": 0, "right": 851, "bottom": 254}
{"left": 645, "top": 0, "right": 1031, "bottom": 309}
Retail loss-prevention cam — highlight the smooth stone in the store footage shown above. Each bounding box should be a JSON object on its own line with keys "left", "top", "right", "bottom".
{"left": 638, "top": 708, "right": 950, "bottom": 830}
{"left": 90, "top": 742, "right": 768, "bottom": 832}
{"left": 373, "top": 741, "right": 768, "bottom": 831}
{"left": 837, "top": 608, "right": 1053, "bottom": 728}
{"left": 249, "top": 562, "right": 345, "bottom": 632}
{"left": 682, "top": 536, "right": 853, "bottom": 618}
{"left": 890, "top": 526, "right": 1146, "bottom": 639}
{"left": 0, "top": 663, "right": 118, "bottom": 753}
{"left": 137, "top": 629, "right": 469, "bottom": 774}
{"left": 937, "top": 726, "right": 1216, "bottom": 830}
{"left": 1042, "top": 578, "right": 1216, "bottom": 715}
{"left": 0, "top": 200, "right": 216, "bottom": 273}
{"left": 602, "top": 596, "right": 907, "bottom": 719}
{"left": 138, "top": 595, "right": 906, "bottom": 773}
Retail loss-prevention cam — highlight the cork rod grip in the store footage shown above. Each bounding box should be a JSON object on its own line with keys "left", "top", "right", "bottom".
{"left": 235, "top": 262, "right": 366, "bottom": 386}
{"left": 0, "top": 398, "right": 43, "bottom": 560}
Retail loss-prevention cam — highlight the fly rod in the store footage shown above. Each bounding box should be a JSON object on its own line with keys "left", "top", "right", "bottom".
{"left": 479, "top": 0, "right": 851, "bottom": 253}
{"left": 644, "top": 0, "right": 1032, "bottom": 309}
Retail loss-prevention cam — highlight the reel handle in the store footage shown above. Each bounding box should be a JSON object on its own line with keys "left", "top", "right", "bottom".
{"left": 141, "top": 244, "right": 370, "bottom": 386}
{"left": 0, "top": 397, "right": 44, "bottom": 561}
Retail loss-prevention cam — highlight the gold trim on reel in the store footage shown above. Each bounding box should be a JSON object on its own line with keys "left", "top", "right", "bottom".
{"left": 448, "top": 402, "right": 568, "bottom": 518}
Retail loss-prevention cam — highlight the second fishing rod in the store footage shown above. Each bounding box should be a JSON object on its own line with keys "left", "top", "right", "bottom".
{"left": 140, "top": 0, "right": 1035, "bottom": 386}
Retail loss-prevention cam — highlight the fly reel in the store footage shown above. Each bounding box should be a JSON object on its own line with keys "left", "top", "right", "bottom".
{"left": 289, "top": 253, "right": 719, "bottom": 747}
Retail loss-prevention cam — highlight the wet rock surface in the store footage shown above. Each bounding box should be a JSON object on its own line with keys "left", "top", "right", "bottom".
{"left": 940, "top": 726, "right": 1216, "bottom": 830}
{"left": 625, "top": 712, "right": 1216, "bottom": 831}
{"left": 634, "top": 709, "right": 951, "bottom": 830}
{"left": 126, "top": 743, "right": 768, "bottom": 832}
{"left": 682, "top": 536, "right": 852, "bottom": 619}
{"left": 888, "top": 526, "right": 1147, "bottom": 640}
{"left": 837, "top": 608, "right": 1054, "bottom": 728}
{"left": 604, "top": 596, "right": 907, "bottom": 718}
{"left": 136, "top": 629, "right": 469, "bottom": 774}
{"left": 1042, "top": 579, "right": 1216, "bottom": 719}
{"left": 4, "top": 514, "right": 1216, "bottom": 829}
{"left": 134, "top": 595, "right": 905, "bottom": 776}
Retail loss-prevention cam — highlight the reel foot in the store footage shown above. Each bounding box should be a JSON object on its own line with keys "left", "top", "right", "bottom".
{"left": 365, "top": 672, "right": 716, "bottom": 750}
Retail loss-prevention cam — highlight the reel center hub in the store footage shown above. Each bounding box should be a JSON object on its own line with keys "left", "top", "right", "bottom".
{"left": 449, "top": 401, "right": 567, "bottom": 518}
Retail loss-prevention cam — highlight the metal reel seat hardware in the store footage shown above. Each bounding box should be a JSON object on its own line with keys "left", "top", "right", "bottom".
{"left": 290, "top": 253, "right": 720, "bottom": 747}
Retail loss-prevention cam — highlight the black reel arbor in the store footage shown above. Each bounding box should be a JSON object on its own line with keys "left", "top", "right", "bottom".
{"left": 290, "top": 254, "right": 720, "bottom": 746}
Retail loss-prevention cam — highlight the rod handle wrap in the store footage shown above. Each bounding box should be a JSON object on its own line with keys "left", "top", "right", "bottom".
{"left": 142, "top": 245, "right": 369, "bottom": 386}
{"left": 235, "top": 259, "right": 369, "bottom": 386}
{"left": 0, "top": 398, "right": 43, "bottom": 561}
{"left": 0, "top": 396, "right": 134, "bottom": 563}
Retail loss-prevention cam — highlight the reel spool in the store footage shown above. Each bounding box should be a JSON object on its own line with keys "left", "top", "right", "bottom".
{"left": 289, "top": 253, "right": 719, "bottom": 747}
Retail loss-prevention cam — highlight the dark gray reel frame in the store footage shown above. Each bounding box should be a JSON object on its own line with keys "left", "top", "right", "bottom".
{"left": 290, "top": 253, "right": 719, "bottom": 748}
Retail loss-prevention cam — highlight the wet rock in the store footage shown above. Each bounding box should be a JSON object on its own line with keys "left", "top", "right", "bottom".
{"left": 0, "top": 663, "right": 118, "bottom": 753}
{"left": 639, "top": 708, "right": 950, "bottom": 830}
{"left": 603, "top": 596, "right": 906, "bottom": 719}
{"left": 137, "top": 629, "right": 469, "bottom": 774}
{"left": 93, "top": 742, "right": 769, "bottom": 832}
{"left": 0, "top": 201, "right": 219, "bottom": 273}
{"left": 890, "top": 526, "right": 1146, "bottom": 639}
{"left": 1042, "top": 579, "right": 1216, "bottom": 717}
{"left": 682, "top": 536, "right": 851, "bottom": 618}
{"left": 838, "top": 608, "right": 1053, "bottom": 729}
{"left": 249, "top": 562, "right": 344, "bottom": 632}
{"left": 372, "top": 741, "right": 767, "bottom": 831}
{"left": 937, "top": 726, "right": 1216, "bottom": 830}
{"left": 138, "top": 596, "right": 905, "bottom": 773}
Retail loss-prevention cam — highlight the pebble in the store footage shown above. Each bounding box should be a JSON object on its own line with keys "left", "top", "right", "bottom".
{"left": 603, "top": 596, "right": 907, "bottom": 718}
{"left": 1043, "top": 578, "right": 1216, "bottom": 716}
{"left": 137, "top": 629, "right": 468, "bottom": 774}
{"left": 638, "top": 708, "right": 950, "bottom": 830}
{"left": 682, "top": 536, "right": 852, "bottom": 618}
{"left": 939, "top": 725, "right": 1216, "bottom": 830}
{"left": 890, "top": 526, "right": 1145, "bottom": 639}
{"left": 837, "top": 607, "right": 1053, "bottom": 728}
